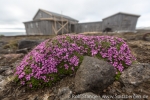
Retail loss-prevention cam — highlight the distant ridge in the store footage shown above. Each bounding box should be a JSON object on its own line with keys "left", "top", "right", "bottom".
{"left": 137, "top": 27, "right": 150, "bottom": 30}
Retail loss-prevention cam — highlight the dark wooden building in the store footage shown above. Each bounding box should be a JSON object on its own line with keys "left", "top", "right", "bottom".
{"left": 24, "top": 9, "right": 78, "bottom": 35}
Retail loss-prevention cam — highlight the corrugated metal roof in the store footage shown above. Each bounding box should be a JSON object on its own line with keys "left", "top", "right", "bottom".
{"left": 103, "top": 12, "right": 140, "bottom": 20}
{"left": 40, "top": 9, "right": 78, "bottom": 22}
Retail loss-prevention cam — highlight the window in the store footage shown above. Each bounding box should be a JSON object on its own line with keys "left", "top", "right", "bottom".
{"left": 124, "top": 17, "right": 128, "bottom": 20}
{"left": 124, "top": 15, "right": 129, "bottom": 20}
{"left": 30, "top": 23, "right": 33, "bottom": 28}
{"left": 26, "top": 24, "right": 28, "bottom": 28}
{"left": 84, "top": 25, "right": 87, "bottom": 28}
{"left": 39, "top": 13, "right": 42, "bottom": 17}
{"left": 36, "top": 23, "right": 38, "bottom": 27}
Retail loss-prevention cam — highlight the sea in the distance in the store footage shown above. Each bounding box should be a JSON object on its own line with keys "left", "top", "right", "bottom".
{"left": 0, "top": 32, "right": 26, "bottom": 36}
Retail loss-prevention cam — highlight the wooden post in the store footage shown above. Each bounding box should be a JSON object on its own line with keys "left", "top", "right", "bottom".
{"left": 61, "top": 15, "right": 63, "bottom": 34}
{"left": 67, "top": 20, "right": 68, "bottom": 33}
{"left": 54, "top": 16, "right": 57, "bottom": 34}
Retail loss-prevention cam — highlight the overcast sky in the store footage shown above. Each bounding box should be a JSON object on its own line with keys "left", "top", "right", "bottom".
{"left": 0, "top": 0, "right": 150, "bottom": 32}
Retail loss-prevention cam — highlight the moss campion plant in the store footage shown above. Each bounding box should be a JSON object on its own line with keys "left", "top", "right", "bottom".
{"left": 15, "top": 35, "right": 136, "bottom": 88}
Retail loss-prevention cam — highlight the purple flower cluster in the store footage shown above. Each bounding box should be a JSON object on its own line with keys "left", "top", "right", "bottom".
{"left": 15, "top": 35, "right": 136, "bottom": 87}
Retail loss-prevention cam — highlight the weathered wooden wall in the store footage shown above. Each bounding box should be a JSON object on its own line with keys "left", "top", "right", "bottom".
{"left": 102, "top": 13, "right": 139, "bottom": 32}
{"left": 24, "top": 20, "right": 71, "bottom": 35}
{"left": 102, "top": 15, "right": 120, "bottom": 31}
{"left": 120, "top": 14, "right": 138, "bottom": 31}
{"left": 75, "top": 22, "right": 102, "bottom": 33}
{"left": 25, "top": 20, "right": 53, "bottom": 35}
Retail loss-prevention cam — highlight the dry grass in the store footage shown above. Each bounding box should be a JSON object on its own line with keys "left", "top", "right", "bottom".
{"left": 3, "top": 39, "right": 18, "bottom": 50}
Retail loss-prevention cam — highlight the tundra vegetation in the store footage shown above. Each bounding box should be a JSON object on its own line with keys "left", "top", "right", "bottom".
{"left": 14, "top": 35, "right": 136, "bottom": 89}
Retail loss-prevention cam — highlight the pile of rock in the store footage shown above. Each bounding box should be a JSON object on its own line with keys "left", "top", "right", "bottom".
{"left": 143, "top": 33, "right": 150, "bottom": 41}
{"left": 53, "top": 56, "right": 150, "bottom": 100}
{"left": 0, "top": 56, "right": 150, "bottom": 100}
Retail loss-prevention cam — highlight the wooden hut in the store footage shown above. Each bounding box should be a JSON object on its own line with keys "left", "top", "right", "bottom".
{"left": 23, "top": 9, "right": 78, "bottom": 35}
{"left": 24, "top": 10, "right": 140, "bottom": 35}
{"left": 102, "top": 12, "right": 140, "bottom": 32}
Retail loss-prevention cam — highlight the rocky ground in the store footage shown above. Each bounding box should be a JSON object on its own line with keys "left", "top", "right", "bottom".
{"left": 0, "top": 32, "right": 150, "bottom": 100}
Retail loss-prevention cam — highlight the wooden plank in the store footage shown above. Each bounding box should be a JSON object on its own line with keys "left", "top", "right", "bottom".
{"left": 61, "top": 15, "right": 63, "bottom": 34}
{"left": 52, "top": 24, "right": 57, "bottom": 34}
{"left": 54, "top": 17, "right": 56, "bottom": 31}
{"left": 67, "top": 22, "right": 68, "bottom": 33}
{"left": 56, "top": 22, "right": 68, "bottom": 33}
{"left": 58, "top": 21, "right": 68, "bottom": 31}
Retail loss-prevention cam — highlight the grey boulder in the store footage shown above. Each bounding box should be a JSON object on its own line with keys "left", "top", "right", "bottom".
{"left": 18, "top": 39, "right": 44, "bottom": 49}
{"left": 75, "top": 56, "right": 116, "bottom": 94}
{"left": 120, "top": 63, "right": 150, "bottom": 97}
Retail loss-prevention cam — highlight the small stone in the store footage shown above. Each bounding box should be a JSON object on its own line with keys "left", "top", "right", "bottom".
{"left": 0, "top": 75, "right": 4, "bottom": 81}
{"left": 2, "top": 98, "right": 10, "bottom": 100}
{"left": 113, "top": 81, "right": 121, "bottom": 87}
{"left": 0, "top": 69, "right": 5, "bottom": 74}
{"left": 0, "top": 66, "right": 10, "bottom": 75}
{"left": 58, "top": 87, "right": 72, "bottom": 100}
{"left": 103, "top": 89, "right": 106, "bottom": 93}
{"left": 22, "top": 89, "right": 25, "bottom": 93}
{"left": 3, "top": 68, "right": 13, "bottom": 76}
{"left": 0, "top": 77, "right": 7, "bottom": 89}
{"left": 48, "top": 96, "right": 55, "bottom": 100}
{"left": 0, "top": 91, "right": 4, "bottom": 100}
{"left": 16, "top": 48, "right": 28, "bottom": 54}
{"left": 107, "top": 87, "right": 111, "bottom": 90}
{"left": 143, "top": 33, "right": 150, "bottom": 41}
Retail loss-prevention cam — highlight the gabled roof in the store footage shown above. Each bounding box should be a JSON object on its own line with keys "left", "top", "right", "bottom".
{"left": 33, "top": 9, "right": 78, "bottom": 22}
{"left": 103, "top": 12, "right": 140, "bottom": 20}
